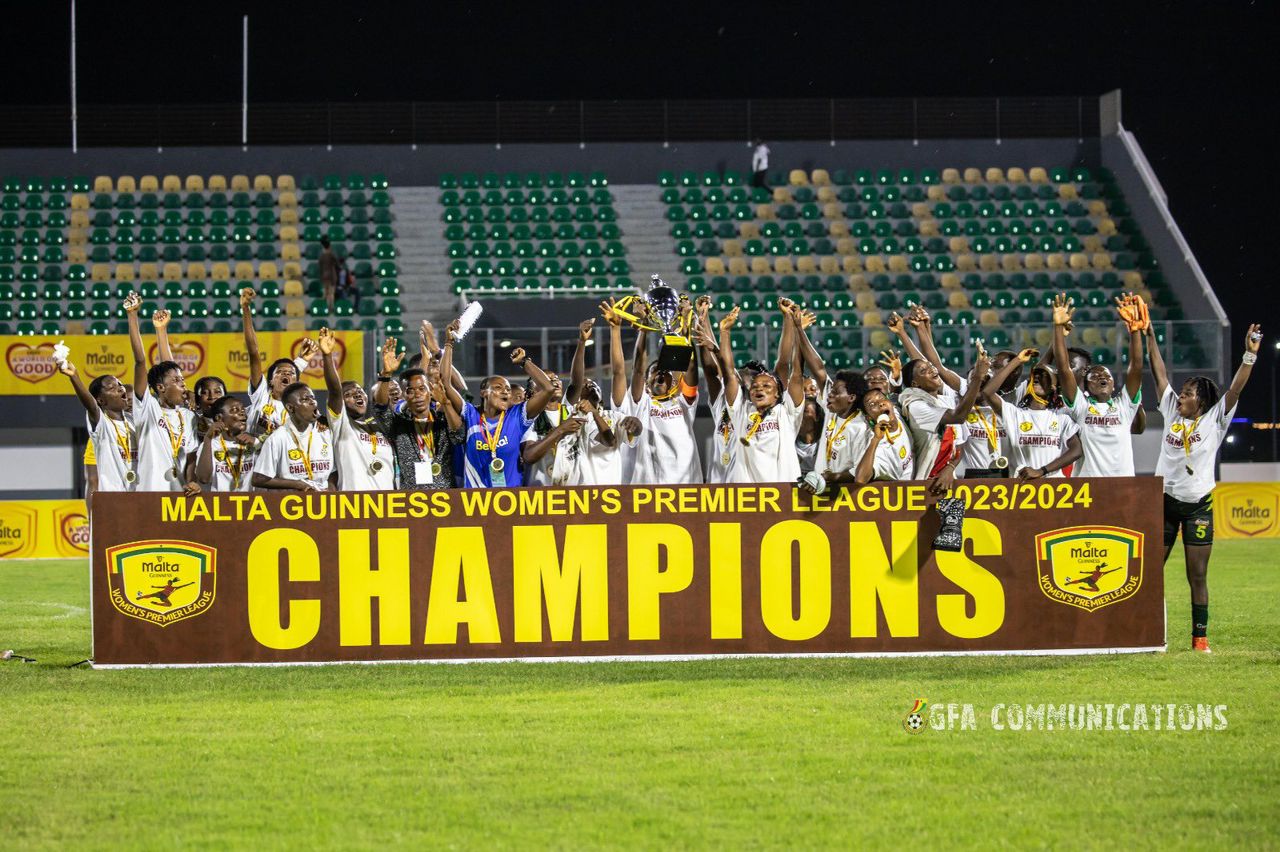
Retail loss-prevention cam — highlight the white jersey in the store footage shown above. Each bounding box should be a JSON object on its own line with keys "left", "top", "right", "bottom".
{"left": 247, "top": 379, "right": 288, "bottom": 438}
{"left": 521, "top": 405, "right": 568, "bottom": 488}
{"left": 1067, "top": 387, "right": 1141, "bottom": 478}
{"left": 203, "top": 435, "right": 259, "bottom": 492}
{"left": 1001, "top": 405, "right": 1078, "bottom": 478}
{"left": 900, "top": 385, "right": 967, "bottom": 479}
{"left": 959, "top": 405, "right": 1008, "bottom": 472}
{"left": 629, "top": 389, "right": 702, "bottom": 484}
{"left": 251, "top": 421, "right": 334, "bottom": 490}
{"left": 865, "top": 426, "right": 915, "bottom": 481}
{"left": 1156, "top": 386, "right": 1235, "bottom": 503}
{"left": 616, "top": 394, "right": 640, "bottom": 485}
{"left": 815, "top": 409, "right": 871, "bottom": 476}
{"left": 730, "top": 392, "right": 803, "bottom": 483}
{"left": 550, "top": 407, "right": 632, "bottom": 486}
{"left": 130, "top": 389, "right": 198, "bottom": 491}
{"left": 330, "top": 405, "right": 396, "bottom": 491}
{"left": 705, "top": 392, "right": 739, "bottom": 484}
{"left": 88, "top": 412, "right": 136, "bottom": 492}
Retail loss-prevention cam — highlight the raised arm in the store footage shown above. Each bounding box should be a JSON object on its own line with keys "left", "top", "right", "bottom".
{"left": 566, "top": 318, "right": 593, "bottom": 404}
{"left": 124, "top": 292, "right": 147, "bottom": 399}
{"left": 152, "top": 309, "right": 174, "bottom": 364}
{"left": 1224, "top": 324, "right": 1263, "bottom": 413}
{"left": 59, "top": 362, "right": 101, "bottom": 425}
{"left": 317, "top": 327, "right": 343, "bottom": 415}
{"left": 195, "top": 421, "right": 221, "bottom": 485}
{"left": 773, "top": 298, "right": 797, "bottom": 378}
{"left": 909, "top": 308, "right": 962, "bottom": 391}
{"left": 785, "top": 310, "right": 805, "bottom": 406}
{"left": 516, "top": 348, "right": 555, "bottom": 419}
{"left": 629, "top": 327, "right": 649, "bottom": 404}
{"left": 240, "top": 287, "right": 263, "bottom": 391}
{"left": 792, "top": 306, "right": 828, "bottom": 387}
{"left": 371, "top": 338, "right": 406, "bottom": 407}
{"left": 716, "top": 307, "right": 742, "bottom": 405}
{"left": 693, "top": 296, "right": 723, "bottom": 403}
{"left": 1144, "top": 321, "right": 1169, "bottom": 398}
{"left": 936, "top": 343, "right": 991, "bottom": 427}
{"left": 440, "top": 320, "right": 465, "bottom": 415}
{"left": 983, "top": 347, "right": 1036, "bottom": 415}
{"left": 855, "top": 419, "right": 891, "bottom": 484}
{"left": 1115, "top": 294, "right": 1146, "bottom": 400}
{"left": 888, "top": 310, "right": 926, "bottom": 363}
{"left": 1052, "top": 294, "right": 1078, "bottom": 404}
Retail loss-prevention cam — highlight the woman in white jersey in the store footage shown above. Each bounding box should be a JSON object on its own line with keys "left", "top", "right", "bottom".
{"left": 60, "top": 361, "right": 136, "bottom": 493}
{"left": 520, "top": 369, "right": 571, "bottom": 487}
{"left": 797, "top": 370, "right": 870, "bottom": 495}
{"left": 195, "top": 396, "right": 259, "bottom": 492}
{"left": 240, "top": 287, "right": 317, "bottom": 438}
{"left": 625, "top": 301, "right": 702, "bottom": 485}
{"left": 318, "top": 327, "right": 396, "bottom": 491}
{"left": 715, "top": 305, "right": 805, "bottom": 484}
{"left": 1052, "top": 293, "right": 1144, "bottom": 477}
{"left": 982, "top": 348, "right": 1081, "bottom": 479}
{"left": 1148, "top": 313, "right": 1262, "bottom": 653}
{"left": 251, "top": 383, "right": 335, "bottom": 491}
{"left": 853, "top": 388, "right": 915, "bottom": 482}
{"left": 125, "top": 293, "right": 201, "bottom": 494}
{"left": 898, "top": 352, "right": 987, "bottom": 481}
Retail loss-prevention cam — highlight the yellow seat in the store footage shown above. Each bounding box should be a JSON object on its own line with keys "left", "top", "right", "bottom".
{"left": 795, "top": 255, "right": 818, "bottom": 274}
{"left": 117, "top": 176, "right": 137, "bottom": 193}
{"left": 234, "top": 261, "right": 255, "bottom": 280}
{"left": 979, "top": 309, "right": 1001, "bottom": 327}
{"left": 817, "top": 186, "right": 837, "bottom": 203}
{"left": 941, "top": 168, "right": 961, "bottom": 184}
{"left": 1046, "top": 254, "right": 1066, "bottom": 270}
{"left": 705, "top": 257, "right": 727, "bottom": 275}
{"left": 67, "top": 228, "right": 87, "bottom": 246}
{"left": 280, "top": 208, "right": 299, "bottom": 226}
{"left": 278, "top": 191, "right": 297, "bottom": 209}
{"left": 283, "top": 279, "right": 304, "bottom": 298}
{"left": 862, "top": 311, "right": 883, "bottom": 327}
{"left": 926, "top": 185, "right": 946, "bottom": 201}
{"left": 940, "top": 272, "right": 961, "bottom": 290}
{"left": 1059, "top": 184, "right": 1079, "bottom": 200}
{"left": 138, "top": 175, "right": 159, "bottom": 193}
{"left": 1007, "top": 167, "right": 1027, "bottom": 183}
{"left": 755, "top": 204, "right": 775, "bottom": 220}
{"left": 772, "top": 187, "right": 793, "bottom": 204}
{"left": 285, "top": 299, "right": 305, "bottom": 317}
{"left": 828, "top": 221, "right": 848, "bottom": 238}
{"left": 115, "top": 264, "right": 135, "bottom": 282}
{"left": 283, "top": 261, "right": 302, "bottom": 280}
{"left": 1068, "top": 253, "right": 1090, "bottom": 270}
{"left": 1097, "top": 218, "right": 1117, "bottom": 236}
{"left": 848, "top": 273, "right": 869, "bottom": 291}
{"left": 162, "top": 263, "right": 184, "bottom": 281}
{"left": 978, "top": 255, "right": 999, "bottom": 272}
{"left": 1000, "top": 255, "right": 1022, "bottom": 272}
{"left": 277, "top": 175, "right": 296, "bottom": 192}
{"left": 1081, "top": 236, "right": 1104, "bottom": 253}
{"left": 187, "top": 262, "right": 207, "bottom": 280}
{"left": 65, "top": 320, "right": 86, "bottom": 336}
{"left": 919, "top": 220, "right": 939, "bottom": 237}
{"left": 722, "top": 239, "right": 742, "bottom": 257}
{"left": 955, "top": 254, "right": 977, "bottom": 271}
{"left": 93, "top": 176, "right": 113, "bottom": 193}
{"left": 1086, "top": 200, "right": 1107, "bottom": 217}
{"left": 230, "top": 175, "right": 251, "bottom": 191}
{"left": 819, "top": 256, "right": 839, "bottom": 275}
{"left": 949, "top": 236, "right": 969, "bottom": 253}
{"left": 210, "top": 262, "right": 231, "bottom": 280}
{"left": 184, "top": 175, "right": 205, "bottom": 192}
{"left": 1081, "top": 327, "right": 1105, "bottom": 347}
{"left": 162, "top": 175, "right": 182, "bottom": 192}
{"left": 738, "top": 222, "right": 760, "bottom": 240}
{"left": 138, "top": 262, "right": 158, "bottom": 280}
{"left": 1090, "top": 253, "right": 1113, "bottom": 270}
{"left": 869, "top": 329, "right": 891, "bottom": 349}
{"left": 281, "top": 244, "right": 300, "bottom": 262}
{"left": 1031, "top": 328, "right": 1051, "bottom": 348}
{"left": 253, "top": 175, "right": 273, "bottom": 192}
{"left": 1024, "top": 253, "right": 1045, "bottom": 270}
{"left": 841, "top": 256, "right": 862, "bottom": 273}
{"left": 208, "top": 175, "right": 228, "bottom": 191}
{"left": 911, "top": 202, "right": 931, "bottom": 219}
{"left": 856, "top": 291, "right": 877, "bottom": 311}
{"left": 750, "top": 257, "right": 772, "bottom": 275}
{"left": 963, "top": 168, "right": 982, "bottom": 184}
{"left": 1028, "top": 167, "right": 1049, "bottom": 183}
{"left": 865, "top": 256, "right": 886, "bottom": 273}
{"left": 279, "top": 225, "right": 299, "bottom": 243}
{"left": 776, "top": 257, "right": 797, "bottom": 275}
{"left": 948, "top": 290, "right": 971, "bottom": 309}
{"left": 67, "top": 247, "right": 88, "bottom": 264}
{"left": 810, "top": 169, "right": 831, "bottom": 186}
{"left": 788, "top": 169, "right": 809, "bottom": 186}
{"left": 1122, "top": 271, "right": 1143, "bottom": 290}
{"left": 728, "top": 257, "right": 749, "bottom": 276}
{"left": 257, "top": 261, "right": 278, "bottom": 280}
{"left": 887, "top": 256, "right": 909, "bottom": 273}
{"left": 985, "top": 168, "right": 1005, "bottom": 183}
{"left": 822, "top": 202, "right": 841, "bottom": 220}
{"left": 90, "top": 263, "right": 112, "bottom": 281}
{"left": 284, "top": 318, "right": 304, "bottom": 331}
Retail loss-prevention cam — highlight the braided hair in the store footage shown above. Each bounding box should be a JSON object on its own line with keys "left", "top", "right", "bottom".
{"left": 1184, "top": 376, "right": 1220, "bottom": 416}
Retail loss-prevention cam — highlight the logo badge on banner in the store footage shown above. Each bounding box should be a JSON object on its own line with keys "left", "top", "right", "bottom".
{"left": 54, "top": 505, "right": 90, "bottom": 555}
{"left": 1219, "top": 491, "right": 1278, "bottom": 538}
{"left": 147, "top": 340, "right": 206, "bottom": 378}
{"left": 6, "top": 342, "right": 59, "bottom": 385}
{"left": 105, "top": 540, "right": 217, "bottom": 627}
{"left": 0, "top": 503, "right": 38, "bottom": 558}
{"left": 1035, "top": 526, "right": 1143, "bottom": 612}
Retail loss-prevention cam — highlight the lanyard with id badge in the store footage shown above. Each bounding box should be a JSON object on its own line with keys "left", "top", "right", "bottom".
{"left": 413, "top": 414, "right": 442, "bottom": 485}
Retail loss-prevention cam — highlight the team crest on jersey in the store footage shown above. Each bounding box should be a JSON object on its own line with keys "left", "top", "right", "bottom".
{"left": 288, "top": 449, "right": 304, "bottom": 460}
{"left": 1170, "top": 422, "right": 1183, "bottom": 434}
{"left": 898, "top": 445, "right": 907, "bottom": 459}
{"left": 1087, "top": 405, "right": 1100, "bottom": 416}
{"left": 1019, "top": 421, "right": 1033, "bottom": 432}
{"left": 1035, "top": 526, "right": 1143, "bottom": 612}
{"left": 966, "top": 412, "right": 979, "bottom": 424}
{"left": 105, "top": 540, "right": 217, "bottom": 627}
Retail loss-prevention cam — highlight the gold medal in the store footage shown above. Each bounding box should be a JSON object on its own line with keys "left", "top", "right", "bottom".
{"left": 721, "top": 451, "right": 731, "bottom": 466}
{"left": 432, "top": 461, "right": 442, "bottom": 478}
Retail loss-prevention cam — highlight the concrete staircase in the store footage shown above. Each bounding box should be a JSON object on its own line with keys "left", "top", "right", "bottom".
{"left": 610, "top": 185, "right": 680, "bottom": 290}
{"left": 388, "top": 186, "right": 455, "bottom": 334}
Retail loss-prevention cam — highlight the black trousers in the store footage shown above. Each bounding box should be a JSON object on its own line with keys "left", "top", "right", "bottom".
{"left": 751, "top": 169, "right": 768, "bottom": 189}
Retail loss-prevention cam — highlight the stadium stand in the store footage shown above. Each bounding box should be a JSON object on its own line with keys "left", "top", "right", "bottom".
{"left": 442, "top": 171, "right": 634, "bottom": 299}
{"left": 0, "top": 173, "right": 404, "bottom": 337}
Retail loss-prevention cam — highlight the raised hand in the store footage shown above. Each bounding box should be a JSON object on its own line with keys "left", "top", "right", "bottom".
{"left": 973, "top": 340, "right": 992, "bottom": 380}
{"left": 777, "top": 296, "right": 795, "bottom": 314}
{"left": 578, "top": 318, "right": 595, "bottom": 341}
{"left": 239, "top": 287, "right": 256, "bottom": 309}
{"left": 1016, "top": 347, "right": 1039, "bottom": 363}
{"left": 422, "top": 320, "right": 440, "bottom": 350}
{"left": 599, "top": 299, "right": 622, "bottom": 327}
{"left": 123, "top": 292, "right": 142, "bottom": 313}
{"left": 317, "top": 327, "right": 336, "bottom": 356}
{"left": 1053, "top": 293, "right": 1076, "bottom": 327}
{"left": 878, "top": 349, "right": 902, "bottom": 381}
{"left": 906, "top": 303, "right": 931, "bottom": 328}
{"left": 297, "top": 337, "right": 319, "bottom": 360}
{"left": 1245, "top": 323, "right": 1263, "bottom": 354}
{"left": 797, "top": 309, "right": 818, "bottom": 330}
{"left": 152, "top": 309, "right": 171, "bottom": 330}
{"left": 445, "top": 319, "right": 461, "bottom": 342}
{"left": 719, "top": 306, "right": 741, "bottom": 332}
{"left": 695, "top": 294, "right": 711, "bottom": 318}
{"left": 59, "top": 361, "right": 77, "bottom": 377}
{"left": 381, "top": 338, "right": 405, "bottom": 374}
{"left": 691, "top": 317, "right": 717, "bottom": 349}
{"left": 886, "top": 311, "right": 905, "bottom": 334}
{"left": 510, "top": 347, "right": 527, "bottom": 364}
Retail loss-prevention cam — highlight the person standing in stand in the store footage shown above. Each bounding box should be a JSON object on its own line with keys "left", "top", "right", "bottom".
{"left": 751, "top": 139, "right": 770, "bottom": 190}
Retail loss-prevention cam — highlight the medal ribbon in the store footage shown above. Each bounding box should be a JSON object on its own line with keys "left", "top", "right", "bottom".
{"left": 742, "top": 411, "right": 765, "bottom": 445}
{"left": 479, "top": 410, "right": 507, "bottom": 460}
{"left": 109, "top": 417, "right": 132, "bottom": 464}
{"left": 415, "top": 414, "right": 435, "bottom": 462}
{"left": 287, "top": 425, "right": 315, "bottom": 481}
{"left": 1181, "top": 416, "right": 1202, "bottom": 460}
{"left": 974, "top": 408, "right": 1000, "bottom": 453}
{"left": 825, "top": 413, "right": 859, "bottom": 462}
{"left": 219, "top": 436, "right": 246, "bottom": 489}
{"left": 161, "top": 409, "right": 185, "bottom": 470}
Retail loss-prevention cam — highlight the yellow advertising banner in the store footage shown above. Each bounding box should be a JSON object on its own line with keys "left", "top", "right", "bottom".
{"left": 1214, "top": 483, "right": 1280, "bottom": 539}
{"left": 0, "top": 499, "right": 90, "bottom": 559}
{"left": 0, "top": 331, "right": 365, "bottom": 396}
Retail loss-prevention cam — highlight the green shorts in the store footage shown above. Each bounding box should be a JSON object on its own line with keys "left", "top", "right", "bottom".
{"left": 1164, "top": 493, "right": 1213, "bottom": 547}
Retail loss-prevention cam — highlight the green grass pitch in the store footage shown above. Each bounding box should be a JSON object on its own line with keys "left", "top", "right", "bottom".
{"left": 2, "top": 541, "right": 1277, "bottom": 848}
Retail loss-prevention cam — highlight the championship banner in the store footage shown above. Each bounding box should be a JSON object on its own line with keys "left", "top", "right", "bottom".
{"left": 0, "top": 499, "right": 90, "bottom": 559}
{"left": 89, "top": 479, "right": 1166, "bottom": 667}
{"left": 1214, "top": 483, "right": 1280, "bottom": 539}
{"left": 0, "top": 331, "right": 364, "bottom": 396}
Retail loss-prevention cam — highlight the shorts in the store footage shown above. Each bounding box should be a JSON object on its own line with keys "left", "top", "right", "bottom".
{"left": 1164, "top": 492, "right": 1213, "bottom": 547}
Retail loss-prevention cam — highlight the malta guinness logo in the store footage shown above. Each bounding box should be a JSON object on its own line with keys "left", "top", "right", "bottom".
{"left": 54, "top": 505, "right": 90, "bottom": 555}
{"left": 1035, "top": 526, "right": 1143, "bottom": 612}
{"left": 105, "top": 540, "right": 216, "bottom": 626}
{"left": 1221, "top": 493, "right": 1278, "bottom": 538}
{"left": 0, "top": 503, "right": 37, "bottom": 558}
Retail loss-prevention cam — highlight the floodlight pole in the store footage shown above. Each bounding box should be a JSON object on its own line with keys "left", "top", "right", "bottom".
{"left": 70, "top": 0, "right": 77, "bottom": 153}
{"left": 241, "top": 15, "right": 249, "bottom": 150}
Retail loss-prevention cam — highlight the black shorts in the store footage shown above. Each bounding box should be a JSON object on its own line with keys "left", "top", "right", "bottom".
{"left": 1164, "top": 493, "right": 1214, "bottom": 547}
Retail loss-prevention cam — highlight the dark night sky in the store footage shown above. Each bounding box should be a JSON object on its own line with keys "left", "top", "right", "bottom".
{"left": 5, "top": 1, "right": 1278, "bottom": 417}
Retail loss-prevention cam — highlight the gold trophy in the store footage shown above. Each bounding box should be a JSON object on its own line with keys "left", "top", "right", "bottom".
{"left": 610, "top": 274, "right": 695, "bottom": 371}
